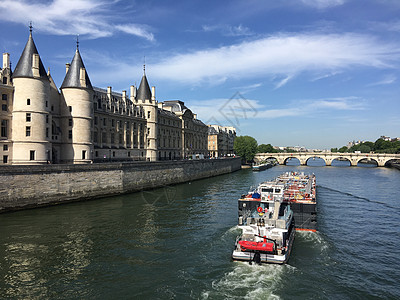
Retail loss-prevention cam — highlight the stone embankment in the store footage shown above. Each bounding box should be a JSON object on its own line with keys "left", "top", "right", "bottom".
{"left": 390, "top": 162, "right": 400, "bottom": 170}
{"left": 0, "top": 158, "right": 241, "bottom": 213}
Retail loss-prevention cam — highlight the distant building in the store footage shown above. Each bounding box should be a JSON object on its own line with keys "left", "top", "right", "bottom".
{"left": 0, "top": 28, "right": 208, "bottom": 164}
{"left": 207, "top": 125, "right": 236, "bottom": 157}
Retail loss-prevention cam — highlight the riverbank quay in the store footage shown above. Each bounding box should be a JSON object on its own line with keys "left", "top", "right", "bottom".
{"left": 0, "top": 158, "right": 241, "bottom": 213}
{"left": 390, "top": 163, "right": 400, "bottom": 170}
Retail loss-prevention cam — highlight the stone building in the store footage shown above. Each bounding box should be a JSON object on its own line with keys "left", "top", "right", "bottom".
{"left": 0, "top": 28, "right": 208, "bottom": 164}
{"left": 207, "top": 125, "right": 236, "bottom": 157}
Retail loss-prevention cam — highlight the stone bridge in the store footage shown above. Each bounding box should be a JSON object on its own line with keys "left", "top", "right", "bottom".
{"left": 254, "top": 152, "right": 400, "bottom": 167}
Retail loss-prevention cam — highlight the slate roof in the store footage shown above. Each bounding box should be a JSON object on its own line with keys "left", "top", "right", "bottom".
{"left": 13, "top": 32, "right": 48, "bottom": 79}
{"left": 162, "top": 100, "right": 188, "bottom": 113}
{"left": 137, "top": 74, "right": 151, "bottom": 101}
{"left": 61, "top": 47, "right": 92, "bottom": 89}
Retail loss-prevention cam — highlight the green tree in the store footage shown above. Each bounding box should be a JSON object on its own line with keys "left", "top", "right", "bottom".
{"left": 338, "top": 146, "right": 348, "bottom": 153}
{"left": 358, "top": 144, "right": 371, "bottom": 153}
{"left": 257, "top": 143, "right": 275, "bottom": 153}
{"left": 331, "top": 148, "right": 338, "bottom": 153}
{"left": 234, "top": 136, "right": 258, "bottom": 163}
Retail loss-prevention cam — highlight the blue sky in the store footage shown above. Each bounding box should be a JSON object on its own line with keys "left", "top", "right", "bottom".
{"left": 1, "top": 0, "right": 400, "bottom": 149}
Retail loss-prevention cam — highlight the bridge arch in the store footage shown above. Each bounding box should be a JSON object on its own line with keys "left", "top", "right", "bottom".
{"left": 305, "top": 156, "right": 326, "bottom": 166}
{"left": 331, "top": 157, "right": 351, "bottom": 167}
{"left": 356, "top": 157, "right": 378, "bottom": 167}
{"left": 284, "top": 156, "right": 300, "bottom": 165}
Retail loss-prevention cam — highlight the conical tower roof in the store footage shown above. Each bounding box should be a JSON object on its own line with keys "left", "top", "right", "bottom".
{"left": 13, "top": 30, "right": 48, "bottom": 79}
{"left": 137, "top": 73, "right": 151, "bottom": 101}
{"left": 61, "top": 45, "right": 92, "bottom": 89}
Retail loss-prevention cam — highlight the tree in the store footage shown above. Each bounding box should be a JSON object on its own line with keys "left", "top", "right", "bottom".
{"left": 331, "top": 148, "right": 338, "bottom": 153}
{"left": 257, "top": 143, "right": 275, "bottom": 153}
{"left": 358, "top": 144, "right": 371, "bottom": 153}
{"left": 234, "top": 136, "right": 258, "bottom": 163}
{"left": 338, "top": 146, "right": 348, "bottom": 153}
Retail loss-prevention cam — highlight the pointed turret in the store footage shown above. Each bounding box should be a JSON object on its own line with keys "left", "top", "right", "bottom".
{"left": 13, "top": 27, "right": 48, "bottom": 79}
{"left": 137, "top": 74, "right": 151, "bottom": 101}
{"left": 61, "top": 43, "right": 92, "bottom": 89}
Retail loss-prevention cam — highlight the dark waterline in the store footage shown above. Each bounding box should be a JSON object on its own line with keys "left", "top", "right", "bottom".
{"left": 1, "top": 163, "right": 399, "bottom": 299}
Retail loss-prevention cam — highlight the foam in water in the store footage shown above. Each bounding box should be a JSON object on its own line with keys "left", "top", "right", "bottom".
{"left": 202, "top": 262, "right": 296, "bottom": 299}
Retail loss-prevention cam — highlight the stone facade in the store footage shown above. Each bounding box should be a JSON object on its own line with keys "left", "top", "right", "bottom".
{"left": 0, "top": 30, "right": 209, "bottom": 164}
{"left": 0, "top": 157, "right": 241, "bottom": 213}
{"left": 207, "top": 125, "right": 236, "bottom": 157}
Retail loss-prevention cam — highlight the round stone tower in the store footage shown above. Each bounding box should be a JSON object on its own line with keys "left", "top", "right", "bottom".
{"left": 12, "top": 27, "right": 51, "bottom": 164}
{"left": 60, "top": 42, "right": 93, "bottom": 163}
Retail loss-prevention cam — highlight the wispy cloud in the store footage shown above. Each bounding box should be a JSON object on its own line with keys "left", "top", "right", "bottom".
{"left": 188, "top": 96, "right": 365, "bottom": 127}
{"left": 148, "top": 32, "right": 400, "bottom": 87}
{"left": 300, "top": 0, "right": 346, "bottom": 9}
{"left": 202, "top": 24, "right": 253, "bottom": 37}
{"left": 0, "top": 0, "right": 155, "bottom": 41}
{"left": 367, "top": 74, "right": 397, "bottom": 86}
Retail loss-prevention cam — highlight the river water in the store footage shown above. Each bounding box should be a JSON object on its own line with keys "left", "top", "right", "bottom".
{"left": 1, "top": 162, "right": 399, "bottom": 299}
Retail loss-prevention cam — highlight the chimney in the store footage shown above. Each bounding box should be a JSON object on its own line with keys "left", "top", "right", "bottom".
{"left": 79, "top": 67, "right": 86, "bottom": 87}
{"left": 130, "top": 85, "right": 137, "bottom": 102}
{"left": 151, "top": 86, "right": 156, "bottom": 101}
{"left": 107, "top": 86, "right": 112, "bottom": 99}
{"left": 65, "top": 63, "right": 70, "bottom": 74}
{"left": 32, "top": 53, "right": 40, "bottom": 77}
{"left": 3, "top": 53, "right": 10, "bottom": 69}
{"left": 122, "top": 90, "right": 127, "bottom": 101}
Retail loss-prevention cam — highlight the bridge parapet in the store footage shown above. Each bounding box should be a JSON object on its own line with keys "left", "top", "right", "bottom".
{"left": 254, "top": 152, "right": 400, "bottom": 167}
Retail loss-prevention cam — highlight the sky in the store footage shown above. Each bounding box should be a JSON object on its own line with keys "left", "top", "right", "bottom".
{"left": 1, "top": 0, "right": 400, "bottom": 149}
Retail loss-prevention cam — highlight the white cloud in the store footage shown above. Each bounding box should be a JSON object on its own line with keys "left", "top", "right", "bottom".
{"left": 367, "top": 75, "right": 397, "bottom": 86}
{"left": 149, "top": 33, "right": 400, "bottom": 87}
{"left": 188, "top": 96, "right": 365, "bottom": 125}
{"left": 0, "top": 0, "right": 155, "bottom": 41}
{"left": 202, "top": 24, "right": 252, "bottom": 36}
{"left": 300, "top": 0, "right": 346, "bottom": 9}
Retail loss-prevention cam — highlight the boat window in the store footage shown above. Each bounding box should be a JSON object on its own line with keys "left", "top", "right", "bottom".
{"left": 262, "top": 188, "right": 273, "bottom": 193}
{"left": 274, "top": 189, "right": 281, "bottom": 193}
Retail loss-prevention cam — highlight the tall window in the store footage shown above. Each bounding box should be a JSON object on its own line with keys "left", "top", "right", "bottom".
{"left": 3, "top": 155, "right": 8, "bottom": 163}
{"left": 69, "top": 118, "right": 73, "bottom": 126}
{"left": 2, "top": 94, "right": 7, "bottom": 101}
{"left": 46, "top": 128, "right": 49, "bottom": 138}
{"left": 2, "top": 77, "right": 7, "bottom": 84}
{"left": 26, "top": 126, "right": 31, "bottom": 136}
{"left": 68, "top": 130, "right": 72, "bottom": 139}
{"left": 27, "top": 98, "right": 31, "bottom": 105}
{"left": 82, "top": 150, "right": 86, "bottom": 160}
{"left": 26, "top": 113, "right": 31, "bottom": 122}
{"left": 46, "top": 115, "right": 49, "bottom": 124}
{"left": 1, "top": 104, "right": 6, "bottom": 111}
{"left": 30, "top": 150, "right": 35, "bottom": 161}
{"left": 1, "top": 120, "right": 7, "bottom": 137}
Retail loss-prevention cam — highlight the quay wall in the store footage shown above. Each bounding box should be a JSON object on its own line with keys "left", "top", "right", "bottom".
{"left": 0, "top": 158, "right": 241, "bottom": 213}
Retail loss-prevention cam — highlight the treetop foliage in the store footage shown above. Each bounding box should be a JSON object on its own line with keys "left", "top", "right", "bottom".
{"left": 331, "top": 138, "right": 400, "bottom": 154}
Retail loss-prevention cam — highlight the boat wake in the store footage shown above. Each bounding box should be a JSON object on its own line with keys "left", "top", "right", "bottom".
{"left": 318, "top": 185, "right": 400, "bottom": 212}
{"left": 202, "top": 262, "right": 295, "bottom": 299}
{"left": 296, "top": 230, "right": 329, "bottom": 252}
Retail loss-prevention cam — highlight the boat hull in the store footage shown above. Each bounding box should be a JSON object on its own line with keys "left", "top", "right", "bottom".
{"left": 232, "top": 226, "right": 295, "bottom": 264}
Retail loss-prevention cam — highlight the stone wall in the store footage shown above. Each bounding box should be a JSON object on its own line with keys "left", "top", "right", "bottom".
{"left": 0, "top": 158, "right": 241, "bottom": 213}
